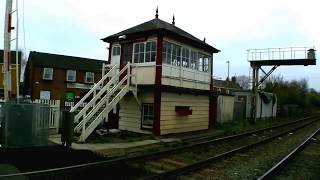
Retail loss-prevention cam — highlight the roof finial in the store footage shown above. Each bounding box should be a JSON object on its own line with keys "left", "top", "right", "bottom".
{"left": 155, "top": 7, "right": 159, "bottom": 19}
{"left": 172, "top": 14, "right": 175, "bottom": 25}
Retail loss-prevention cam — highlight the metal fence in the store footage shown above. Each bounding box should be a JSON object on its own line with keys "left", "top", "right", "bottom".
{"left": 1, "top": 102, "right": 50, "bottom": 147}
{"left": 33, "top": 99, "right": 60, "bottom": 133}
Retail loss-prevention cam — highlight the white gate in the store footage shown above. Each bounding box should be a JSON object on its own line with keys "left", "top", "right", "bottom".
{"left": 33, "top": 99, "right": 60, "bottom": 133}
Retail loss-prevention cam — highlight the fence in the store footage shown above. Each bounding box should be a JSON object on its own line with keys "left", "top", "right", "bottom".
{"left": 33, "top": 99, "right": 60, "bottom": 133}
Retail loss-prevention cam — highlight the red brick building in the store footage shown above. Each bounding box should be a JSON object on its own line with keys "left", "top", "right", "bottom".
{"left": 24, "top": 51, "right": 105, "bottom": 107}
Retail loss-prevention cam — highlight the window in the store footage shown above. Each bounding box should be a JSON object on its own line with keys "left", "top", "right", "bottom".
{"left": 172, "top": 44, "right": 181, "bottom": 66}
{"left": 162, "top": 41, "right": 181, "bottom": 66}
{"left": 162, "top": 40, "right": 211, "bottom": 72}
{"left": 141, "top": 103, "right": 154, "bottom": 129}
{"left": 145, "top": 41, "right": 156, "bottom": 62}
{"left": 133, "top": 41, "right": 156, "bottom": 63}
{"left": 182, "top": 48, "right": 190, "bottom": 68}
{"left": 112, "top": 46, "right": 120, "bottom": 56}
{"left": 40, "top": 90, "right": 51, "bottom": 100}
{"left": 43, "top": 68, "right": 53, "bottom": 80}
{"left": 203, "top": 56, "right": 209, "bottom": 72}
{"left": 163, "top": 41, "right": 172, "bottom": 64}
{"left": 85, "top": 72, "right": 94, "bottom": 83}
{"left": 190, "top": 50, "right": 198, "bottom": 70}
{"left": 134, "top": 43, "right": 145, "bottom": 63}
{"left": 198, "top": 53, "right": 209, "bottom": 72}
{"left": 66, "top": 70, "right": 76, "bottom": 82}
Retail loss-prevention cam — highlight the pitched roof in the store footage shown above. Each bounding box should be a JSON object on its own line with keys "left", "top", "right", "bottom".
{"left": 28, "top": 51, "right": 105, "bottom": 72}
{"left": 212, "top": 79, "right": 242, "bottom": 90}
{"left": 102, "top": 18, "right": 220, "bottom": 53}
{"left": 0, "top": 50, "right": 22, "bottom": 64}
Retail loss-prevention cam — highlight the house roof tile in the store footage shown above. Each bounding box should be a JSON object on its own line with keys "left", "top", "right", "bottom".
{"left": 102, "top": 18, "right": 220, "bottom": 53}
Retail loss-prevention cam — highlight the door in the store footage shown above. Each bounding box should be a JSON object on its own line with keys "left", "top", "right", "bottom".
{"left": 120, "top": 43, "right": 133, "bottom": 81}
{"left": 111, "top": 46, "right": 121, "bottom": 67}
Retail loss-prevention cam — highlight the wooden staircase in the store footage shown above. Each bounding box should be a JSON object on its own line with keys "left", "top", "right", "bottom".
{"left": 70, "top": 63, "right": 132, "bottom": 142}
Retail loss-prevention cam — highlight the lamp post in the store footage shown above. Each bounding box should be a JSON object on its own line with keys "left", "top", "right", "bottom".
{"left": 226, "top": 60, "right": 230, "bottom": 81}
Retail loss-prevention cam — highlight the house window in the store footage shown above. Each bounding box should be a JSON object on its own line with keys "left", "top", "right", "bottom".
{"left": 85, "top": 72, "right": 94, "bottom": 83}
{"left": 172, "top": 44, "right": 181, "bottom": 66}
{"left": 141, "top": 103, "right": 154, "bottom": 129}
{"left": 42, "top": 68, "right": 53, "bottom": 80}
{"left": 162, "top": 41, "right": 181, "bottom": 66}
{"left": 163, "top": 41, "right": 172, "bottom": 64}
{"left": 145, "top": 41, "right": 156, "bottom": 62}
{"left": 182, "top": 48, "right": 190, "bottom": 68}
{"left": 198, "top": 53, "right": 209, "bottom": 72}
{"left": 162, "top": 40, "right": 211, "bottom": 72}
{"left": 203, "top": 56, "right": 209, "bottom": 72}
{"left": 112, "top": 46, "right": 121, "bottom": 56}
{"left": 133, "top": 41, "right": 156, "bottom": 63}
{"left": 66, "top": 70, "right": 76, "bottom": 82}
{"left": 190, "top": 50, "right": 198, "bottom": 70}
{"left": 40, "top": 90, "right": 51, "bottom": 100}
{"left": 134, "top": 43, "right": 145, "bottom": 63}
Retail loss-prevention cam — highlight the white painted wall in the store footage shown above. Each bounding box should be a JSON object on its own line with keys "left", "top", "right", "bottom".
{"left": 118, "top": 92, "right": 153, "bottom": 134}
{"left": 131, "top": 63, "right": 156, "bottom": 85}
{"left": 160, "top": 92, "right": 209, "bottom": 134}
{"left": 217, "top": 95, "right": 235, "bottom": 123}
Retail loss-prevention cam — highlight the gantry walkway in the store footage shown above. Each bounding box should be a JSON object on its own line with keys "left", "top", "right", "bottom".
{"left": 248, "top": 47, "right": 316, "bottom": 66}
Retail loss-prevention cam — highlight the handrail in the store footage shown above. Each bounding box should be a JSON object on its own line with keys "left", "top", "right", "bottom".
{"left": 70, "top": 64, "right": 117, "bottom": 112}
{"left": 247, "top": 47, "right": 315, "bottom": 61}
{"left": 75, "top": 64, "right": 126, "bottom": 120}
{"left": 74, "top": 63, "right": 131, "bottom": 134}
{"left": 80, "top": 75, "right": 130, "bottom": 141}
{"left": 83, "top": 73, "right": 129, "bottom": 123}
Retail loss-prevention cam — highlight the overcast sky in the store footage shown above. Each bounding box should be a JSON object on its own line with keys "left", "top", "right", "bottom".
{"left": 0, "top": 0, "right": 319, "bottom": 90}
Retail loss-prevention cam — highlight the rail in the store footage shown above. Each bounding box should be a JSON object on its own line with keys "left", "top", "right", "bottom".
{"left": 143, "top": 117, "right": 319, "bottom": 179}
{"left": 257, "top": 127, "right": 320, "bottom": 180}
{"left": 0, "top": 116, "right": 317, "bottom": 179}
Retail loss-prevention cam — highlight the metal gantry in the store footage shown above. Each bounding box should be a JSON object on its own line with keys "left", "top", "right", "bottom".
{"left": 247, "top": 47, "right": 316, "bottom": 121}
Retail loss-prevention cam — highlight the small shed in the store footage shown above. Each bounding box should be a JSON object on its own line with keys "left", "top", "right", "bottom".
{"left": 234, "top": 91, "right": 277, "bottom": 119}
{"left": 216, "top": 95, "right": 235, "bottom": 123}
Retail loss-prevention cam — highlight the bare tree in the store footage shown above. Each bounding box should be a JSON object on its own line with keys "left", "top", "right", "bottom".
{"left": 236, "top": 75, "right": 250, "bottom": 90}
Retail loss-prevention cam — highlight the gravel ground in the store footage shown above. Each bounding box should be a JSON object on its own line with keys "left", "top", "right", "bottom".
{"left": 180, "top": 121, "right": 320, "bottom": 180}
{"left": 275, "top": 134, "right": 320, "bottom": 180}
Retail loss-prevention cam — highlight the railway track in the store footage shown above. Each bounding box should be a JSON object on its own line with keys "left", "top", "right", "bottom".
{"left": 257, "top": 127, "right": 320, "bottom": 180}
{"left": 0, "top": 116, "right": 319, "bottom": 179}
{"left": 142, "top": 117, "right": 320, "bottom": 180}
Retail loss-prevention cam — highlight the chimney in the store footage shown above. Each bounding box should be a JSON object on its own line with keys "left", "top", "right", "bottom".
{"left": 231, "top": 76, "right": 236, "bottom": 82}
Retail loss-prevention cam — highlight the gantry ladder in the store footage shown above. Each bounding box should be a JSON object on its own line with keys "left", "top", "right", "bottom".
{"left": 70, "top": 63, "right": 132, "bottom": 142}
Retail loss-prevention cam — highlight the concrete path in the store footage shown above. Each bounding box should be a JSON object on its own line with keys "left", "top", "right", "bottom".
{"left": 49, "top": 134, "right": 179, "bottom": 152}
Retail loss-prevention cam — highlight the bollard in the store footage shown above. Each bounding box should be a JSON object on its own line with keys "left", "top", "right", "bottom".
{"left": 66, "top": 111, "right": 74, "bottom": 148}
{"left": 61, "top": 111, "right": 74, "bottom": 148}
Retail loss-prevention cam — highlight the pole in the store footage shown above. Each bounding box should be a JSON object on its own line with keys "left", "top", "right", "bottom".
{"left": 4, "top": 0, "right": 13, "bottom": 102}
{"left": 226, "top": 60, "right": 230, "bottom": 80}
{"left": 15, "top": 0, "right": 20, "bottom": 99}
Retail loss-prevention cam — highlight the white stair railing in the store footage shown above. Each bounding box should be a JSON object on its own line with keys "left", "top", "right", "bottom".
{"left": 79, "top": 73, "right": 131, "bottom": 141}
{"left": 72, "top": 63, "right": 132, "bottom": 142}
{"left": 73, "top": 64, "right": 128, "bottom": 132}
{"left": 70, "top": 64, "right": 117, "bottom": 115}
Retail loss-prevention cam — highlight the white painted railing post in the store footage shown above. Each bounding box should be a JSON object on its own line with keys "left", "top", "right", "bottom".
{"left": 81, "top": 113, "right": 86, "bottom": 142}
